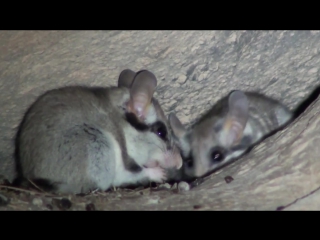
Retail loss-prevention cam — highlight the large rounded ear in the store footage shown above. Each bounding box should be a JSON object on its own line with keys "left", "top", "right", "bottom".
{"left": 169, "top": 113, "right": 186, "bottom": 139}
{"left": 221, "top": 90, "right": 249, "bottom": 147}
{"left": 127, "top": 70, "right": 157, "bottom": 119}
{"left": 118, "top": 69, "right": 136, "bottom": 88}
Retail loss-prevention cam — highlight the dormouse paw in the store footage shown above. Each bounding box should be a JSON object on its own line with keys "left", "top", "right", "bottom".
{"left": 144, "top": 167, "right": 167, "bottom": 183}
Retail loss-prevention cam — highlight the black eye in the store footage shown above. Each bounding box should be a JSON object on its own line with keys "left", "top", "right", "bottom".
{"left": 185, "top": 158, "right": 193, "bottom": 168}
{"left": 151, "top": 122, "right": 167, "bottom": 140}
{"left": 210, "top": 147, "right": 224, "bottom": 164}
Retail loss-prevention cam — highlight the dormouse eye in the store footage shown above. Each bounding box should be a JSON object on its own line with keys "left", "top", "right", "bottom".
{"left": 151, "top": 122, "right": 168, "bottom": 140}
{"left": 210, "top": 147, "right": 225, "bottom": 164}
{"left": 185, "top": 158, "right": 193, "bottom": 168}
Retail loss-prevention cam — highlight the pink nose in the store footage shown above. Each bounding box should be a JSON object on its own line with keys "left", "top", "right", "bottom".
{"left": 163, "top": 152, "right": 183, "bottom": 169}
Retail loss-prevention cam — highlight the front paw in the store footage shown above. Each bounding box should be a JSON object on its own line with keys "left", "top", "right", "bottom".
{"left": 144, "top": 167, "right": 167, "bottom": 183}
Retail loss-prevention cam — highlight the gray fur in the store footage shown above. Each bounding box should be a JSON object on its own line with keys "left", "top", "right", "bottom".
{"left": 16, "top": 70, "right": 182, "bottom": 194}
{"left": 169, "top": 90, "right": 293, "bottom": 179}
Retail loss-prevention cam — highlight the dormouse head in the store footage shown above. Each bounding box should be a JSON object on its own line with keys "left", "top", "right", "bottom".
{"left": 117, "top": 69, "right": 182, "bottom": 169}
{"left": 169, "top": 90, "right": 250, "bottom": 177}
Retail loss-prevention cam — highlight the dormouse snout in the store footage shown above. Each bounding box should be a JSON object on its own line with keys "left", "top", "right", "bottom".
{"left": 174, "top": 150, "right": 183, "bottom": 169}
{"left": 163, "top": 145, "right": 183, "bottom": 170}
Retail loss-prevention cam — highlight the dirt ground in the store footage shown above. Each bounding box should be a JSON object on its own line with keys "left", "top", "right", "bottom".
{"left": 1, "top": 30, "right": 320, "bottom": 210}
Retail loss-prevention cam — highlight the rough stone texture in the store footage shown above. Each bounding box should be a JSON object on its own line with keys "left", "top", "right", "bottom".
{"left": 1, "top": 30, "right": 320, "bottom": 210}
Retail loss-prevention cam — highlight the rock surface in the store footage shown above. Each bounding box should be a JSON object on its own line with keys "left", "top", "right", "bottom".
{"left": 0, "top": 30, "right": 320, "bottom": 210}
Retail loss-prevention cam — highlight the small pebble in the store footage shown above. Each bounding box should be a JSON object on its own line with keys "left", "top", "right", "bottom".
{"left": 86, "top": 203, "right": 96, "bottom": 211}
{"left": 177, "top": 74, "right": 187, "bottom": 84}
{"left": 147, "top": 197, "right": 160, "bottom": 204}
{"left": 32, "top": 198, "right": 43, "bottom": 206}
{"left": 171, "top": 183, "right": 178, "bottom": 189}
{"left": 178, "top": 181, "right": 190, "bottom": 192}
{"left": 0, "top": 193, "right": 10, "bottom": 207}
{"left": 159, "top": 183, "right": 171, "bottom": 189}
{"left": 224, "top": 176, "right": 234, "bottom": 184}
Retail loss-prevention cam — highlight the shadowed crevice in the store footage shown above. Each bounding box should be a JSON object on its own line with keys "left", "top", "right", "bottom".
{"left": 293, "top": 84, "right": 320, "bottom": 119}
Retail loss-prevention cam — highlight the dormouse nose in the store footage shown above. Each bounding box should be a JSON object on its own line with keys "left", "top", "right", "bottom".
{"left": 171, "top": 146, "right": 183, "bottom": 169}
{"left": 175, "top": 154, "right": 183, "bottom": 169}
{"left": 194, "top": 163, "right": 206, "bottom": 177}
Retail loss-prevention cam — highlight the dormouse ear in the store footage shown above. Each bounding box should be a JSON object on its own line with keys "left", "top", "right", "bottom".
{"left": 169, "top": 113, "right": 186, "bottom": 139}
{"left": 118, "top": 69, "right": 136, "bottom": 88}
{"left": 222, "top": 90, "right": 249, "bottom": 147}
{"left": 128, "top": 70, "right": 157, "bottom": 119}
